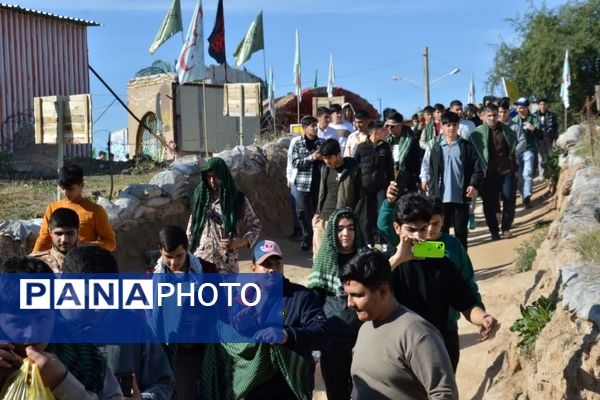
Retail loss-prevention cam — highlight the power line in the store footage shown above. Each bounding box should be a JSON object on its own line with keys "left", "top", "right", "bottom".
{"left": 93, "top": 98, "right": 118, "bottom": 124}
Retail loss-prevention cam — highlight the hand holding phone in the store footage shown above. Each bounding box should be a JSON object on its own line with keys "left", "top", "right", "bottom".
{"left": 412, "top": 241, "right": 445, "bottom": 258}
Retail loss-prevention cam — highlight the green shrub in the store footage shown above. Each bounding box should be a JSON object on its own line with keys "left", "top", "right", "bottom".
{"left": 577, "top": 228, "right": 600, "bottom": 264}
{"left": 510, "top": 295, "right": 556, "bottom": 353}
{"left": 542, "top": 147, "right": 567, "bottom": 194}
{"left": 514, "top": 229, "right": 548, "bottom": 272}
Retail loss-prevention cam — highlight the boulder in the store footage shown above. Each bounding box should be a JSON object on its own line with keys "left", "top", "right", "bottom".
{"left": 556, "top": 125, "right": 585, "bottom": 149}
{"left": 149, "top": 170, "right": 184, "bottom": 193}
{"left": 562, "top": 261, "right": 600, "bottom": 325}
{"left": 122, "top": 184, "right": 164, "bottom": 200}
{"left": 145, "top": 196, "right": 171, "bottom": 208}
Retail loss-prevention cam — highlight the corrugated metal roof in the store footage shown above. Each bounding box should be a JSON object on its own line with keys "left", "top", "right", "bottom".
{"left": 0, "top": 3, "right": 100, "bottom": 26}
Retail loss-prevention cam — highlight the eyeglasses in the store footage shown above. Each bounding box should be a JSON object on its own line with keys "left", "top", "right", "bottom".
{"left": 385, "top": 124, "right": 398, "bottom": 128}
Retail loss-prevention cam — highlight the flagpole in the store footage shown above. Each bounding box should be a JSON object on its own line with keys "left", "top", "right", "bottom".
{"left": 258, "top": 49, "right": 266, "bottom": 85}
{"left": 224, "top": 62, "right": 228, "bottom": 83}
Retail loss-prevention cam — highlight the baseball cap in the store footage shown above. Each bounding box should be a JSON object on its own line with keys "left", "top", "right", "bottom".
{"left": 514, "top": 97, "right": 530, "bottom": 107}
{"left": 252, "top": 240, "right": 283, "bottom": 265}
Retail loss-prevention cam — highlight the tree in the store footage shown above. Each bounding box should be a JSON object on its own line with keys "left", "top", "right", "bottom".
{"left": 134, "top": 59, "right": 176, "bottom": 78}
{"left": 487, "top": 0, "right": 600, "bottom": 115}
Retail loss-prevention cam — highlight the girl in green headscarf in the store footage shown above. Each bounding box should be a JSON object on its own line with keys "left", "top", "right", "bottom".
{"left": 307, "top": 207, "right": 366, "bottom": 400}
{"left": 187, "top": 157, "right": 262, "bottom": 273}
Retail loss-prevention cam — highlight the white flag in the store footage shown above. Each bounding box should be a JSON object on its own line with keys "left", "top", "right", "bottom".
{"left": 176, "top": 0, "right": 205, "bottom": 84}
{"left": 327, "top": 53, "right": 335, "bottom": 97}
{"left": 468, "top": 73, "right": 475, "bottom": 105}
{"left": 560, "top": 49, "right": 571, "bottom": 109}
{"left": 293, "top": 30, "right": 302, "bottom": 101}
{"left": 268, "top": 67, "right": 275, "bottom": 118}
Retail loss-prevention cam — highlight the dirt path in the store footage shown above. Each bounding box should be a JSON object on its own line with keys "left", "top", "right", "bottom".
{"left": 238, "top": 180, "right": 556, "bottom": 399}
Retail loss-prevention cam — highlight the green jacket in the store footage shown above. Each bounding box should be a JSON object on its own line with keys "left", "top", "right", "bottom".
{"left": 376, "top": 199, "right": 485, "bottom": 330}
{"left": 512, "top": 114, "right": 543, "bottom": 152}
{"left": 469, "top": 122, "right": 517, "bottom": 172}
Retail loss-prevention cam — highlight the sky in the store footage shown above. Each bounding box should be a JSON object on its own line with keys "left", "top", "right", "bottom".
{"left": 14, "top": 0, "right": 568, "bottom": 152}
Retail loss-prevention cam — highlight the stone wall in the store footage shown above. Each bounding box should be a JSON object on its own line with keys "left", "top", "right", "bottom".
{"left": 485, "top": 125, "right": 600, "bottom": 399}
{"left": 0, "top": 139, "right": 293, "bottom": 272}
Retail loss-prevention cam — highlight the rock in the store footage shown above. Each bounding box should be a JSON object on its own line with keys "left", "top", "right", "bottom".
{"left": 277, "top": 136, "right": 291, "bottom": 149}
{"left": 556, "top": 125, "right": 585, "bottom": 149}
{"left": 122, "top": 184, "right": 163, "bottom": 200}
{"left": 132, "top": 205, "right": 155, "bottom": 220}
{"left": 145, "top": 196, "right": 171, "bottom": 208}
{"left": 171, "top": 162, "right": 200, "bottom": 176}
{"left": 113, "top": 192, "right": 140, "bottom": 212}
{"left": 171, "top": 154, "right": 203, "bottom": 170}
{"left": 562, "top": 262, "right": 600, "bottom": 325}
{"left": 96, "top": 197, "right": 123, "bottom": 225}
{"left": 149, "top": 170, "right": 184, "bottom": 193}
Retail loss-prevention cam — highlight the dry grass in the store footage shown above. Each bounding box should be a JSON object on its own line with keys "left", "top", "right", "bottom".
{"left": 0, "top": 173, "right": 157, "bottom": 221}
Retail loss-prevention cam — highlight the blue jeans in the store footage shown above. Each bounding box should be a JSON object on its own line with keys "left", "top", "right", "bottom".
{"left": 290, "top": 184, "right": 301, "bottom": 232}
{"left": 518, "top": 150, "right": 534, "bottom": 199}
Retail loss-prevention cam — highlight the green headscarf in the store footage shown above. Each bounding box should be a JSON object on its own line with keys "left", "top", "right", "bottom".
{"left": 190, "top": 157, "right": 242, "bottom": 251}
{"left": 308, "top": 208, "right": 367, "bottom": 295}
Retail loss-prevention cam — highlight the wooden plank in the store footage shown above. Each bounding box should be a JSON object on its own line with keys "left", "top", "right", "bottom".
{"left": 34, "top": 93, "right": 92, "bottom": 144}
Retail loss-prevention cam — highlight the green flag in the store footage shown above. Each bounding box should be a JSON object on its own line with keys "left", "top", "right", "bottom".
{"left": 313, "top": 69, "right": 318, "bottom": 88}
{"left": 233, "top": 11, "right": 264, "bottom": 67}
{"left": 149, "top": 0, "right": 183, "bottom": 54}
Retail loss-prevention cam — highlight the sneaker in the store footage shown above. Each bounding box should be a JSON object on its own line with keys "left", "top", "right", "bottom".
{"left": 491, "top": 233, "right": 502, "bottom": 241}
{"left": 502, "top": 230, "right": 512, "bottom": 239}
{"left": 468, "top": 215, "right": 476, "bottom": 230}
{"left": 523, "top": 196, "right": 532, "bottom": 208}
{"left": 300, "top": 240, "right": 311, "bottom": 251}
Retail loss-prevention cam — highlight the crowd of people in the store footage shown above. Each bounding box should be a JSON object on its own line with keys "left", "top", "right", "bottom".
{"left": 0, "top": 95, "right": 560, "bottom": 399}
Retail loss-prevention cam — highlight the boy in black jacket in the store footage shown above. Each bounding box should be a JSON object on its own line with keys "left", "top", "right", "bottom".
{"left": 420, "top": 111, "right": 483, "bottom": 249}
{"left": 354, "top": 123, "right": 395, "bottom": 246}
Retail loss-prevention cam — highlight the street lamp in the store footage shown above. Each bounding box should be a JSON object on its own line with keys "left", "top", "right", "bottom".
{"left": 392, "top": 59, "right": 460, "bottom": 107}
{"left": 430, "top": 68, "right": 460, "bottom": 85}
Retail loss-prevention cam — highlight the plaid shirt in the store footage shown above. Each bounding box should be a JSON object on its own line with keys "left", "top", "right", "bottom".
{"left": 291, "top": 136, "right": 325, "bottom": 192}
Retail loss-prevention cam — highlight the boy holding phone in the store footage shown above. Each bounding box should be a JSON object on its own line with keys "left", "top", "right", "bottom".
{"left": 383, "top": 192, "right": 497, "bottom": 370}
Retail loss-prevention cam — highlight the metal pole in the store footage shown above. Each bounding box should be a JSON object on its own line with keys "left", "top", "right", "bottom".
{"left": 423, "top": 46, "right": 430, "bottom": 107}
{"left": 296, "top": 96, "right": 301, "bottom": 124}
{"left": 56, "top": 99, "right": 64, "bottom": 201}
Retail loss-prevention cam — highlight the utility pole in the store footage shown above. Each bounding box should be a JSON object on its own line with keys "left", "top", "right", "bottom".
{"left": 423, "top": 46, "right": 430, "bottom": 107}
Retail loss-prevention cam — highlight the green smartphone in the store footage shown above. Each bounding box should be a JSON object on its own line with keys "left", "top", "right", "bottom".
{"left": 412, "top": 241, "right": 446, "bottom": 258}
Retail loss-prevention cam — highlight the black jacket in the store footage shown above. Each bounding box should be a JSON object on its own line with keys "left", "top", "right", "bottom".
{"left": 354, "top": 140, "right": 395, "bottom": 193}
{"left": 533, "top": 110, "right": 559, "bottom": 141}
{"left": 428, "top": 137, "right": 483, "bottom": 204}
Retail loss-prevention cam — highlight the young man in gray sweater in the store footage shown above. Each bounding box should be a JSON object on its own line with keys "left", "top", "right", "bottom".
{"left": 343, "top": 250, "right": 458, "bottom": 400}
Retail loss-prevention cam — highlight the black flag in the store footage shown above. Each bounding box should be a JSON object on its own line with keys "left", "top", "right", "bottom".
{"left": 208, "top": 0, "right": 226, "bottom": 64}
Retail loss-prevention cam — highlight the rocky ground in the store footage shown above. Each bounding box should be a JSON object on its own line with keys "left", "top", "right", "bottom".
{"left": 237, "top": 180, "right": 555, "bottom": 400}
